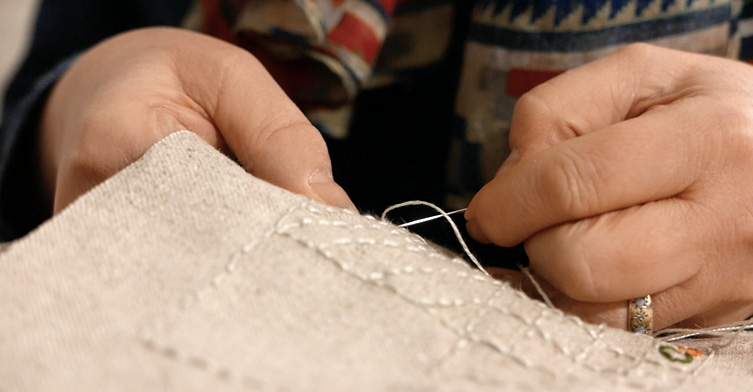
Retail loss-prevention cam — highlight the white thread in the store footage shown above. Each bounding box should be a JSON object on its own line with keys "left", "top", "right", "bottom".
{"left": 657, "top": 319, "right": 753, "bottom": 342}
{"left": 520, "top": 266, "right": 555, "bottom": 308}
{"left": 283, "top": 202, "right": 693, "bottom": 378}
{"left": 381, "top": 200, "right": 556, "bottom": 310}
{"left": 381, "top": 200, "right": 490, "bottom": 277}
{"left": 381, "top": 203, "right": 752, "bottom": 347}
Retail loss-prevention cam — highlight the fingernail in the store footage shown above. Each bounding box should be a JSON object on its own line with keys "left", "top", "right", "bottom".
{"left": 308, "top": 171, "right": 358, "bottom": 212}
{"left": 465, "top": 219, "right": 491, "bottom": 244}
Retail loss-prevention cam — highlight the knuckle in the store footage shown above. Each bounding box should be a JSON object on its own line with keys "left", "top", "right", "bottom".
{"left": 513, "top": 85, "right": 554, "bottom": 126}
{"left": 514, "top": 89, "right": 548, "bottom": 114}
{"left": 615, "top": 42, "right": 656, "bottom": 60}
{"left": 511, "top": 84, "right": 588, "bottom": 149}
{"left": 509, "top": 93, "right": 545, "bottom": 147}
{"left": 538, "top": 148, "right": 600, "bottom": 217}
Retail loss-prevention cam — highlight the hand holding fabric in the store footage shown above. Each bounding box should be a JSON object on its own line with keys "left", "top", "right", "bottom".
{"left": 39, "top": 27, "right": 354, "bottom": 213}
{"left": 466, "top": 44, "right": 753, "bottom": 330}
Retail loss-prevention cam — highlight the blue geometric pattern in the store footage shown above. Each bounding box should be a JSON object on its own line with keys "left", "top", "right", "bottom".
{"left": 476, "top": 0, "right": 695, "bottom": 25}
{"left": 451, "top": 0, "right": 741, "bottom": 203}
{"left": 468, "top": 5, "right": 731, "bottom": 51}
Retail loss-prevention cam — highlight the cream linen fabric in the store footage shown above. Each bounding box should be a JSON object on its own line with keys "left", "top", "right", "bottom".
{"left": 1, "top": 131, "right": 752, "bottom": 391}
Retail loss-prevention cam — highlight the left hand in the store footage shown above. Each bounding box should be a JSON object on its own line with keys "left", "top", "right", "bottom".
{"left": 465, "top": 44, "right": 753, "bottom": 331}
{"left": 38, "top": 28, "right": 355, "bottom": 214}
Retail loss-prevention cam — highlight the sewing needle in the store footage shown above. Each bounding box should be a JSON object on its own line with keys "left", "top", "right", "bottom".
{"left": 398, "top": 208, "right": 467, "bottom": 228}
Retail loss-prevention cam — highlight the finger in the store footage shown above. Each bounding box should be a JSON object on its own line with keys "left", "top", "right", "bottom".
{"left": 489, "top": 266, "right": 725, "bottom": 331}
{"left": 491, "top": 262, "right": 753, "bottom": 331}
{"left": 46, "top": 73, "right": 230, "bottom": 213}
{"left": 549, "top": 275, "right": 753, "bottom": 331}
{"left": 487, "top": 267, "right": 630, "bottom": 328}
{"left": 466, "top": 101, "right": 704, "bottom": 246}
{"left": 168, "top": 29, "right": 355, "bottom": 210}
{"left": 503, "top": 44, "right": 695, "bottom": 164}
{"left": 524, "top": 198, "right": 702, "bottom": 302}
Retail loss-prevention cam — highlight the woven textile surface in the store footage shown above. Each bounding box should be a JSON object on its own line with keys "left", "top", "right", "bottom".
{"left": 1, "top": 131, "right": 752, "bottom": 391}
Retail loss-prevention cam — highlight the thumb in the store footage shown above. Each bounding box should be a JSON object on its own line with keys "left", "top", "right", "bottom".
{"left": 168, "top": 28, "right": 355, "bottom": 209}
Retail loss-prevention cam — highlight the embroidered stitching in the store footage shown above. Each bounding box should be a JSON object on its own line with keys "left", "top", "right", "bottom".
{"left": 137, "top": 201, "right": 306, "bottom": 388}
{"left": 276, "top": 200, "right": 703, "bottom": 383}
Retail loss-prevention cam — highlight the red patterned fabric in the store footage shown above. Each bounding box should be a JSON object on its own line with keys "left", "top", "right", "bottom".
{"left": 192, "top": 0, "right": 454, "bottom": 136}
{"left": 190, "top": 0, "right": 753, "bottom": 204}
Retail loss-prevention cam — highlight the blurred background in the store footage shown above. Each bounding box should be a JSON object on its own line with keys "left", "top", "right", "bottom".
{"left": 0, "top": 0, "right": 40, "bottom": 123}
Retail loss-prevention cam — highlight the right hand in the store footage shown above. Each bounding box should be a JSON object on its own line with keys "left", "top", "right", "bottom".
{"left": 40, "top": 27, "right": 354, "bottom": 213}
{"left": 465, "top": 44, "right": 753, "bottom": 330}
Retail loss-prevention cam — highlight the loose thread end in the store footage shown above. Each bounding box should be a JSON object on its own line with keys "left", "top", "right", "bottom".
{"left": 519, "top": 266, "right": 555, "bottom": 308}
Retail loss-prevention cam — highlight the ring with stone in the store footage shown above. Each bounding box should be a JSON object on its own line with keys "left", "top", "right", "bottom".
{"left": 628, "top": 295, "right": 653, "bottom": 334}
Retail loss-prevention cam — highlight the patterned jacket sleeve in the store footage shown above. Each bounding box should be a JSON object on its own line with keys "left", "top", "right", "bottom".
{"left": 0, "top": 0, "right": 192, "bottom": 240}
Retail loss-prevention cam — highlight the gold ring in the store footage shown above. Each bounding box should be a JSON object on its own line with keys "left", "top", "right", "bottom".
{"left": 628, "top": 295, "right": 653, "bottom": 334}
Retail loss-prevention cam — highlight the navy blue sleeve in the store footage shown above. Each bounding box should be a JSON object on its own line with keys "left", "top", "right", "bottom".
{"left": 0, "top": 0, "right": 193, "bottom": 240}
